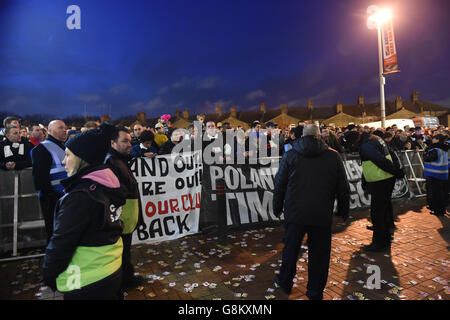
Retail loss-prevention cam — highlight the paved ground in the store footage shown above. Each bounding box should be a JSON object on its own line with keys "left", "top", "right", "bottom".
{"left": 0, "top": 197, "right": 448, "bottom": 300}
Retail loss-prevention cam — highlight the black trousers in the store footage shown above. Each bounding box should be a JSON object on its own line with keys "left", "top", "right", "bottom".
{"left": 63, "top": 268, "right": 123, "bottom": 300}
{"left": 426, "top": 177, "right": 448, "bottom": 215}
{"left": 277, "top": 223, "right": 332, "bottom": 300}
{"left": 39, "top": 195, "right": 58, "bottom": 244}
{"left": 386, "top": 178, "right": 396, "bottom": 229}
{"left": 121, "top": 233, "right": 135, "bottom": 283}
{"left": 368, "top": 178, "right": 396, "bottom": 247}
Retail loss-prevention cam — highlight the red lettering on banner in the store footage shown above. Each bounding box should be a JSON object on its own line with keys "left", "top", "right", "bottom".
{"left": 146, "top": 193, "right": 201, "bottom": 217}
{"left": 170, "top": 199, "right": 180, "bottom": 213}
{"left": 158, "top": 200, "right": 169, "bottom": 215}
{"left": 145, "top": 201, "right": 157, "bottom": 218}
{"left": 188, "top": 194, "right": 195, "bottom": 210}
{"left": 182, "top": 195, "right": 190, "bottom": 211}
{"left": 195, "top": 192, "right": 201, "bottom": 208}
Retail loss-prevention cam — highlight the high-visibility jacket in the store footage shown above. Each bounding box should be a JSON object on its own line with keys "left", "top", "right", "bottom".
{"left": 424, "top": 147, "right": 448, "bottom": 180}
{"left": 39, "top": 140, "right": 67, "bottom": 196}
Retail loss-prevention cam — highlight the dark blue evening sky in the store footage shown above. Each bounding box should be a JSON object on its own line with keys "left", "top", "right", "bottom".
{"left": 1, "top": 0, "right": 449, "bottom": 119}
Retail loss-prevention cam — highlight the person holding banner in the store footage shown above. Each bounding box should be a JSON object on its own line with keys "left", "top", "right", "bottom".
{"left": 273, "top": 124, "right": 350, "bottom": 300}
{"left": 106, "top": 126, "right": 145, "bottom": 291}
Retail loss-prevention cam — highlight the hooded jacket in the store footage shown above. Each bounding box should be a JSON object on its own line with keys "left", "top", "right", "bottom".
{"left": 273, "top": 136, "right": 350, "bottom": 226}
{"left": 42, "top": 165, "right": 126, "bottom": 292}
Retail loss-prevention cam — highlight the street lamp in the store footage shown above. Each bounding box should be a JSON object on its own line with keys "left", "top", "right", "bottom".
{"left": 367, "top": 6, "right": 392, "bottom": 129}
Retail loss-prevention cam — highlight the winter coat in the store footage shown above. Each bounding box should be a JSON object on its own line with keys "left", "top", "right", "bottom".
{"left": 105, "top": 149, "right": 143, "bottom": 234}
{"left": 360, "top": 135, "right": 400, "bottom": 182}
{"left": 130, "top": 143, "right": 159, "bottom": 158}
{"left": 273, "top": 136, "right": 350, "bottom": 226}
{"left": 42, "top": 165, "right": 126, "bottom": 292}
{"left": 0, "top": 137, "right": 34, "bottom": 170}
{"left": 31, "top": 135, "right": 67, "bottom": 199}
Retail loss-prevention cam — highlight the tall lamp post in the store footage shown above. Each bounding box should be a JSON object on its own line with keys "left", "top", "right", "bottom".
{"left": 367, "top": 6, "right": 392, "bottom": 129}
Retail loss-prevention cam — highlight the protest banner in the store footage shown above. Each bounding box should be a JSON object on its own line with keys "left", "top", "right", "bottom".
{"left": 131, "top": 152, "right": 203, "bottom": 244}
{"left": 131, "top": 153, "right": 410, "bottom": 243}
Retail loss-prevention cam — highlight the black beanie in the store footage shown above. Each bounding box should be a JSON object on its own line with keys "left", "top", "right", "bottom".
{"left": 372, "top": 130, "right": 384, "bottom": 138}
{"left": 65, "top": 122, "right": 116, "bottom": 165}
{"left": 139, "top": 130, "right": 154, "bottom": 144}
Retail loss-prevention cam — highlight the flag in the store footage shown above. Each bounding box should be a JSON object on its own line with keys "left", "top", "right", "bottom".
{"left": 381, "top": 19, "right": 399, "bottom": 74}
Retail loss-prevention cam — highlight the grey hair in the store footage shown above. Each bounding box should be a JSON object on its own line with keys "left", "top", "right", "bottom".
{"left": 302, "top": 124, "right": 320, "bottom": 137}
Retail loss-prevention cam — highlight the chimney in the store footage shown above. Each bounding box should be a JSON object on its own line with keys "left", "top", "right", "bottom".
{"left": 215, "top": 105, "right": 223, "bottom": 117}
{"left": 336, "top": 102, "right": 343, "bottom": 113}
{"left": 175, "top": 110, "right": 181, "bottom": 118}
{"left": 307, "top": 99, "right": 313, "bottom": 110}
{"left": 137, "top": 112, "right": 146, "bottom": 123}
{"left": 101, "top": 114, "right": 111, "bottom": 123}
{"left": 411, "top": 91, "right": 419, "bottom": 103}
{"left": 183, "top": 109, "right": 189, "bottom": 120}
{"left": 230, "top": 106, "right": 237, "bottom": 118}
{"left": 358, "top": 95, "right": 364, "bottom": 105}
{"left": 260, "top": 102, "right": 266, "bottom": 113}
{"left": 395, "top": 96, "right": 403, "bottom": 111}
{"left": 281, "top": 104, "right": 288, "bottom": 114}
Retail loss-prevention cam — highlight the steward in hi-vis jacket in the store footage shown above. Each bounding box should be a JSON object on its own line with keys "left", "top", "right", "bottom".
{"left": 359, "top": 132, "right": 403, "bottom": 252}
{"left": 43, "top": 123, "right": 126, "bottom": 300}
{"left": 424, "top": 134, "right": 448, "bottom": 216}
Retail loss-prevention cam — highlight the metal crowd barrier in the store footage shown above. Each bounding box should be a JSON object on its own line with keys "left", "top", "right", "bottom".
{"left": 0, "top": 168, "right": 46, "bottom": 262}
{"left": 395, "top": 150, "right": 426, "bottom": 197}
{"left": 0, "top": 150, "right": 428, "bottom": 262}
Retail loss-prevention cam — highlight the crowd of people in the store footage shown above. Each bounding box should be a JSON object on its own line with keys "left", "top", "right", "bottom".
{"left": 3, "top": 114, "right": 450, "bottom": 169}
{"left": 0, "top": 113, "right": 449, "bottom": 300}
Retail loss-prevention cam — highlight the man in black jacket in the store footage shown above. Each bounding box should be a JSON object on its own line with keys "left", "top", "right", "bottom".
{"left": 0, "top": 126, "right": 34, "bottom": 170}
{"left": 31, "top": 120, "right": 67, "bottom": 243}
{"left": 273, "top": 124, "right": 350, "bottom": 300}
{"left": 105, "top": 126, "right": 144, "bottom": 291}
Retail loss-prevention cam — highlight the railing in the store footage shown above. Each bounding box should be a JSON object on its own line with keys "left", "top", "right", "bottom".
{"left": 0, "top": 150, "right": 428, "bottom": 261}
{"left": 395, "top": 150, "right": 426, "bottom": 197}
{"left": 0, "top": 168, "right": 46, "bottom": 262}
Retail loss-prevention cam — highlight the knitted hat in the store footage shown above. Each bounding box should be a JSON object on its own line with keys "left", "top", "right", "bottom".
{"left": 139, "top": 130, "right": 154, "bottom": 143}
{"left": 372, "top": 130, "right": 384, "bottom": 138}
{"left": 65, "top": 122, "right": 116, "bottom": 165}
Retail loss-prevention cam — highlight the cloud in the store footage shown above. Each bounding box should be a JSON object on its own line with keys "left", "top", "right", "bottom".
{"left": 130, "top": 97, "right": 164, "bottom": 111}
{"left": 173, "top": 77, "right": 193, "bottom": 89}
{"left": 245, "top": 89, "right": 266, "bottom": 100}
{"left": 434, "top": 97, "right": 450, "bottom": 108}
{"left": 201, "top": 99, "right": 233, "bottom": 113}
{"left": 309, "top": 86, "right": 338, "bottom": 104}
{"left": 287, "top": 98, "right": 307, "bottom": 106}
{"left": 78, "top": 94, "right": 101, "bottom": 103}
{"left": 158, "top": 86, "right": 169, "bottom": 94}
{"left": 198, "top": 77, "right": 220, "bottom": 89}
{"left": 109, "top": 84, "right": 130, "bottom": 95}
{"left": 173, "top": 76, "right": 220, "bottom": 89}
{"left": 5, "top": 96, "right": 31, "bottom": 108}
